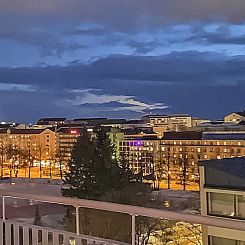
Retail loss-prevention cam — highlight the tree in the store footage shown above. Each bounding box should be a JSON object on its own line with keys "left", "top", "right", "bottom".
{"left": 136, "top": 217, "right": 202, "bottom": 245}
{"left": 62, "top": 127, "right": 148, "bottom": 201}
{"left": 15, "top": 149, "right": 29, "bottom": 178}
{"left": 180, "top": 147, "right": 189, "bottom": 191}
{"left": 62, "top": 127, "right": 99, "bottom": 199}
{"left": 36, "top": 144, "right": 45, "bottom": 178}
{"left": 5, "top": 145, "right": 19, "bottom": 178}
{"left": 0, "top": 144, "right": 5, "bottom": 178}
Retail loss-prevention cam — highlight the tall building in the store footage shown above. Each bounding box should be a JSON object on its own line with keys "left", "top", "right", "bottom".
{"left": 200, "top": 157, "right": 245, "bottom": 244}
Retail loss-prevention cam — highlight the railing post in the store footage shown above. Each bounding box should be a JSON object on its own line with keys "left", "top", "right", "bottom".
{"left": 2, "top": 196, "right": 5, "bottom": 220}
{"left": 75, "top": 206, "right": 80, "bottom": 235}
{"left": 131, "top": 215, "right": 136, "bottom": 245}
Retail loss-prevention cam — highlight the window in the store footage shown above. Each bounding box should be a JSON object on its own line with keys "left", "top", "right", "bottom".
{"left": 209, "top": 193, "right": 235, "bottom": 217}
{"left": 237, "top": 195, "right": 245, "bottom": 218}
{"left": 209, "top": 236, "right": 237, "bottom": 245}
{"left": 208, "top": 193, "right": 245, "bottom": 219}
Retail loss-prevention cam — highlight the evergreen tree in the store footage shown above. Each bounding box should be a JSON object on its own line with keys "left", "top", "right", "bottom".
{"left": 62, "top": 127, "right": 149, "bottom": 202}
{"left": 93, "top": 127, "right": 122, "bottom": 193}
{"left": 62, "top": 128, "right": 98, "bottom": 199}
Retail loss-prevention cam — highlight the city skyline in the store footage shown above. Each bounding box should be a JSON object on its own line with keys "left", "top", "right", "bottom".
{"left": 0, "top": 0, "right": 245, "bottom": 122}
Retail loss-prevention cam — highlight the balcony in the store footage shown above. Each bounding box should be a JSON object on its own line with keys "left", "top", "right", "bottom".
{"left": 0, "top": 189, "right": 245, "bottom": 245}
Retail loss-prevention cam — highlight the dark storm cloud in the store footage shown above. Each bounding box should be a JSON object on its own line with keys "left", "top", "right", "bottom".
{"left": 0, "top": 51, "right": 244, "bottom": 121}
{"left": 127, "top": 40, "right": 161, "bottom": 54}
{"left": 0, "top": 51, "right": 244, "bottom": 89}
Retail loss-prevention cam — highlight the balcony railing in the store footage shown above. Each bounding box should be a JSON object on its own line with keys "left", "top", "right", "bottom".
{"left": 0, "top": 189, "right": 245, "bottom": 245}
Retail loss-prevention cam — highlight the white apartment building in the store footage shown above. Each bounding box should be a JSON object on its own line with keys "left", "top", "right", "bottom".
{"left": 200, "top": 157, "right": 245, "bottom": 245}
{"left": 142, "top": 114, "right": 209, "bottom": 137}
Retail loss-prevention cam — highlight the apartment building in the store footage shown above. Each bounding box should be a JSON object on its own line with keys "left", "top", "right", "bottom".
{"left": 116, "top": 130, "right": 245, "bottom": 184}
{"left": 200, "top": 157, "right": 245, "bottom": 244}
{"left": 55, "top": 127, "right": 82, "bottom": 164}
{"left": 118, "top": 133, "right": 160, "bottom": 175}
{"left": 0, "top": 128, "right": 56, "bottom": 162}
{"left": 142, "top": 114, "right": 209, "bottom": 137}
{"left": 55, "top": 127, "right": 96, "bottom": 165}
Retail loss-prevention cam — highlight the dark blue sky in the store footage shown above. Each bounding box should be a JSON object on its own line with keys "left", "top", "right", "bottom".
{"left": 0, "top": 0, "right": 244, "bottom": 122}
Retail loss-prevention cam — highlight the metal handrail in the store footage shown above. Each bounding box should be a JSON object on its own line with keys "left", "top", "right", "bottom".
{"left": 0, "top": 219, "right": 129, "bottom": 245}
{"left": 0, "top": 189, "right": 245, "bottom": 233}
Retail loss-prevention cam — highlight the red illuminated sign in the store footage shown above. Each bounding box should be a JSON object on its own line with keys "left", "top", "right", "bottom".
{"left": 70, "top": 129, "right": 78, "bottom": 134}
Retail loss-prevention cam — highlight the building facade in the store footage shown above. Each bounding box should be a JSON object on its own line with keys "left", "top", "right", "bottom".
{"left": 0, "top": 128, "right": 56, "bottom": 171}
{"left": 116, "top": 130, "right": 245, "bottom": 186}
{"left": 225, "top": 112, "right": 245, "bottom": 124}
{"left": 200, "top": 157, "right": 245, "bottom": 244}
{"left": 55, "top": 127, "right": 82, "bottom": 165}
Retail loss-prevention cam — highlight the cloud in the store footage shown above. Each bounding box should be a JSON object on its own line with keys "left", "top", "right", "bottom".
{"left": 1, "top": 0, "right": 245, "bottom": 67}
{"left": 0, "top": 83, "right": 34, "bottom": 92}
{"left": 61, "top": 89, "right": 168, "bottom": 113}
{"left": 0, "top": 51, "right": 244, "bottom": 121}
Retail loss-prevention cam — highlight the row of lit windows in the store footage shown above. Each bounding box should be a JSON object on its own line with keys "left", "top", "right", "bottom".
{"left": 164, "top": 141, "right": 243, "bottom": 146}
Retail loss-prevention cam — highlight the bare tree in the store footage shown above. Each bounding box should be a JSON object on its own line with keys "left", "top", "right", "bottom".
{"left": 5, "top": 145, "right": 19, "bottom": 178}
{"left": 0, "top": 144, "right": 6, "bottom": 178}
{"left": 136, "top": 217, "right": 202, "bottom": 245}
{"left": 180, "top": 147, "right": 189, "bottom": 191}
{"left": 36, "top": 144, "right": 45, "bottom": 178}
{"left": 15, "top": 149, "right": 29, "bottom": 178}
